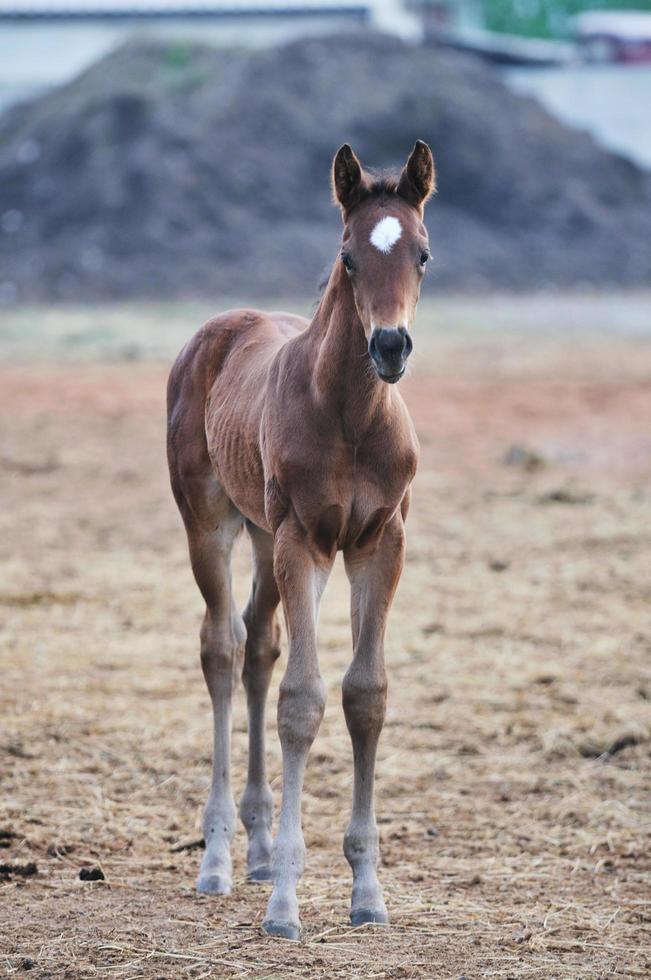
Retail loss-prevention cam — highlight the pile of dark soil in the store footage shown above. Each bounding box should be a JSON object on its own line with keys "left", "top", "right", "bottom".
{"left": 1, "top": 32, "right": 650, "bottom": 301}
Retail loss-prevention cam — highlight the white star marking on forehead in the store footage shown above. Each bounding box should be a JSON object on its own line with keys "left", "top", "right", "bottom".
{"left": 370, "top": 215, "right": 402, "bottom": 254}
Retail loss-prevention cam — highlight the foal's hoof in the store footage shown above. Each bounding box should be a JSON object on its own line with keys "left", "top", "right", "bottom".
{"left": 248, "top": 865, "right": 274, "bottom": 883}
{"left": 350, "top": 907, "right": 389, "bottom": 927}
{"left": 196, "top": 873, "right": 232, "bottom": 896}
{"left": 263, "top": 919, "right": 300, "bottom": 941}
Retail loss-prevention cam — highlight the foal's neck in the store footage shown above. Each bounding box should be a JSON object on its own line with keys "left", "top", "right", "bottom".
{"left": 307, "top": 261, "right": 390, "bottom": 437}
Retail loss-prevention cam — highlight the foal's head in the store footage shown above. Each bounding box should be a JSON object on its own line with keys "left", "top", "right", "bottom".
{"left": 332, "top": 141, "right": 435, "bottom": 384}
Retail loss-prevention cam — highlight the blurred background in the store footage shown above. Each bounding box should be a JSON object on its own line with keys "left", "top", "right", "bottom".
{"left": 1, "top": 0, "right": 651, "bottom": 306}
{"left": 1, "top": 3, "right": 650, "bottom": 978}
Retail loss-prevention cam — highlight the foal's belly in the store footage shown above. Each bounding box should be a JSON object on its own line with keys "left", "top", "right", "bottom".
{"left": 206, "top": 356, "right": 414, "bottom": 546}
{"left": 204, "top": 320, "right": 298, "bottom": 531}
{"left": 211, "top": 419, "right": 412, "bottom": 549}
{"left": 206, "top": 411, "right": 269, "bottom": 531}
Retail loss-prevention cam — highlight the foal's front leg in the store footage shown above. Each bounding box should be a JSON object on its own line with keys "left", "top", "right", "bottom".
{"left": 342, "top": 515, "right": 405, "bottom": 926}
{"left": 263, "top": 517, "right": 333, "bottom": 940}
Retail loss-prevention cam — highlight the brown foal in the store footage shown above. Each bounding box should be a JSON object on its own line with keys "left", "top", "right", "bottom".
{"left": 167, "top": 141, "right": 435, "bottom": 940}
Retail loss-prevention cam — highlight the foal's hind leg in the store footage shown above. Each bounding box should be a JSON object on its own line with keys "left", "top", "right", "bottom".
{"left": 239, "top": 523, "right": 281, "bottom": 881}
{"left": 186, "top": 508, "right": 245, "bottom": 896}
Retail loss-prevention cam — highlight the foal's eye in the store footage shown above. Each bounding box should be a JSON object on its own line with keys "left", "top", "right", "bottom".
{"left": 341, "top": 252, "right": 354, "bottom": 273}
{"left": 419, "top": 249, "right": 430, "bottom": 267}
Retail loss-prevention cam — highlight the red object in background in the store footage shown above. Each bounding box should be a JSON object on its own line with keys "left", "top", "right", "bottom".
{"left": 574, "top": 11, "right": 651, "bottom": 63}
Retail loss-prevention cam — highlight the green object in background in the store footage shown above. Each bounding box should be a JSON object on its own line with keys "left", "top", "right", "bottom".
{"left": 480, "top": 0, "right": 651, "bottom": 39}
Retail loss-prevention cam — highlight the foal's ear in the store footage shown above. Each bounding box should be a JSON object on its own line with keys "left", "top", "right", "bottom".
{"left": 397, "top": 140, "right": 436, "bottom": 210}
{"left": 332, "top": 144, "right": 365, "bottom": 215}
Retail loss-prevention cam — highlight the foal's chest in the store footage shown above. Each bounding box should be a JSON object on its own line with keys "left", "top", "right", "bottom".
{"left": 285, "top": 429, "right": 417, "bottom": 554}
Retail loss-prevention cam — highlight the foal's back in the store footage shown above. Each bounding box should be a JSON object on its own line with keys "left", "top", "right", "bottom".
{"left": 168, "top": 307, "right": 305, "bottom": 416}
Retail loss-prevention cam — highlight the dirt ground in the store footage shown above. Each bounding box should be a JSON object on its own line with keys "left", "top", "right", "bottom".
{"left": 1, "top": 297, "right": 650, "bottom": 978}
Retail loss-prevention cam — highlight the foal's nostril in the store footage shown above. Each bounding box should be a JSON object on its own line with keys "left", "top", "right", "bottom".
{"left": 395, "top": 326, "right": 413, "bottom": 358}
{"left": 369, "top": 333, "right": 378, "bottom": 360}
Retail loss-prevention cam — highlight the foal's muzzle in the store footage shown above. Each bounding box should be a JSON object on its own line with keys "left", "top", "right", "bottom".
{"left": 369, "top": 326, "right": 413, "bottom": 383}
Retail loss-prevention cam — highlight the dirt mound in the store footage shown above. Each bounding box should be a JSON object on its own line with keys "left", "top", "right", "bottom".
{"left": 1, "top": 32, "right": 650, "bottom": 301}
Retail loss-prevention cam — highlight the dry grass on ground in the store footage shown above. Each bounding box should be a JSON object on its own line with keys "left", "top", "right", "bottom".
{"left": 1, "top": 302, "right": 650, "bottom": 978}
